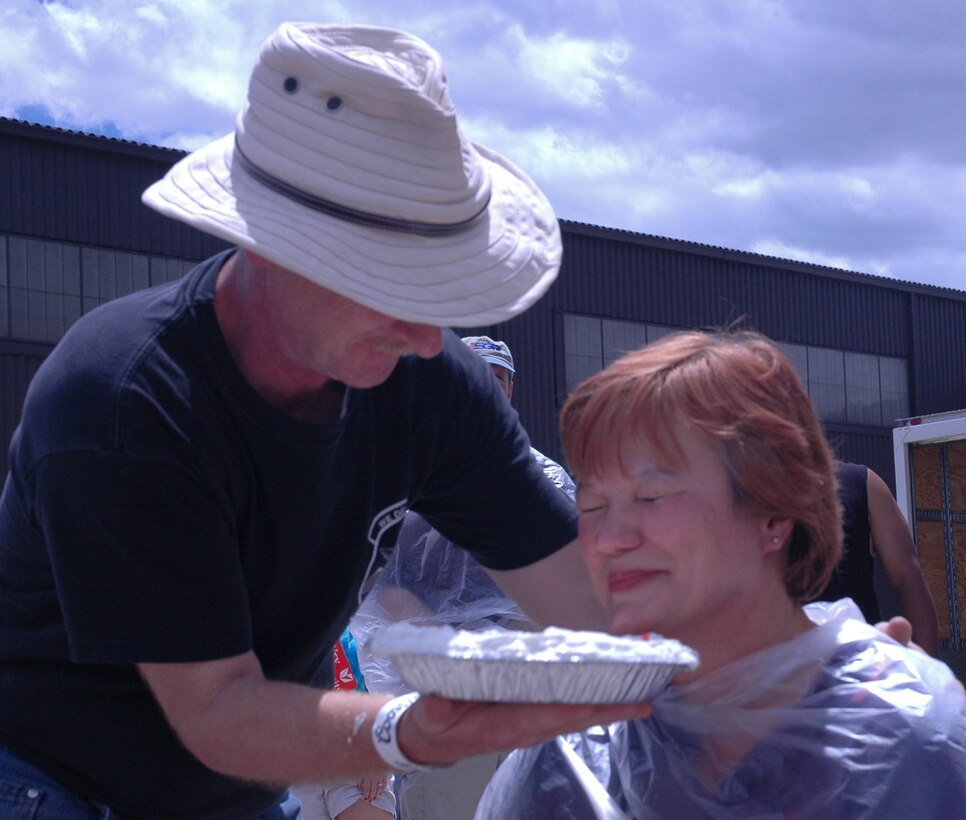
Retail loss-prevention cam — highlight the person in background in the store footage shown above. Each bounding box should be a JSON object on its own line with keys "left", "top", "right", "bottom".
{"left": 0, "top": 23, "right": 647, "bottom": 820}
{"left": 814, "top": 462, "right": 940, "bottom": 656}
{"left": 353, "top": 335, "right": 576, "bottom": 820}
{"left": 292, "top": 630, "right": 395, "bottom": 820}
{"left": 460, "top": 335, "right": 577, "bottom": 500}
{"left": 478, "top": 329, "right": 966, "bottom": 819}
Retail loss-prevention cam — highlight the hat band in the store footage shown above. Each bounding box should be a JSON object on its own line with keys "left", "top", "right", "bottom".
{"left": 234, "top": 142, "right": 490, "bottom": 238}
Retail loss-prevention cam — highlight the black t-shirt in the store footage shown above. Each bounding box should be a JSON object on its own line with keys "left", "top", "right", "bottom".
{"left": 0, "top": 250, "right": 577, "bottom": 819}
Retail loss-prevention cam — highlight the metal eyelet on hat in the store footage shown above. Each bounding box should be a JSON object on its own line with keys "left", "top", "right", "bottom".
{"left": 326, "top": 96, "right": 343, "bottom": 112}
{"left": 283, "top": 76, "right": 298, "bottom": 93}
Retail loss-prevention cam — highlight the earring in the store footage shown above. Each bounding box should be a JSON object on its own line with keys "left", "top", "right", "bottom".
{"left": 771, "top": 536, "right": 781, "bottom": 545}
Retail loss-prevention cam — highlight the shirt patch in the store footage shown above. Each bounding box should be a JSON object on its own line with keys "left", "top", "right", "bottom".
{"left": 368, "top": 499, "right": 408, "bottom": 548}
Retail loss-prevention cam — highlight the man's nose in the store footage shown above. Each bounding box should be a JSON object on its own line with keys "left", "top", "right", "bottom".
{"left": 401, "top": 323, "right": 443, "bottom": 358}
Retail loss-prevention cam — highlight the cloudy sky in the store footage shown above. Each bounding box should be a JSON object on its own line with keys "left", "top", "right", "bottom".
{"left": 2, "top": 0, "right": 965, "bottom": 290}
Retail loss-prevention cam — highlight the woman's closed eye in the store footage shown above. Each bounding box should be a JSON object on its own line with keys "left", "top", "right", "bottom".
{"left": 576, "top": 491, "right": 607, "bottom": 514}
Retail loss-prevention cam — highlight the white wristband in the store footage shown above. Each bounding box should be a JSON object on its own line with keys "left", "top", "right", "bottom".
{"left": 371, "top": 692, "right": 435, "bottom": 772}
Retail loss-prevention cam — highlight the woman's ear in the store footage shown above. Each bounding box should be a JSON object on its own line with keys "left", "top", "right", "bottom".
{"left": 762, "top": 516, "right": 794, "bottom": 554}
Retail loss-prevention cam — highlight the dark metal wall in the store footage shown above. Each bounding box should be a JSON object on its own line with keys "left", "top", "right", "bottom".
{"left": 0, "top": 118, "right": 228, "bottom": 481}
{"left": 2, "top": 117, "right": 966, "bottom": 497}
{"left": 555, "top": 227, "right": 915, "bottom": 356}
{"left": 471, "top": 227, "right": 966, "bottom": 487}
{"left": 910, "top": 292, "right": 966, "bottom": 414}
{"left": 0, "top": 117, "right": 227, "bottom": 259}
{"left": 0, "top": 340, "right": 50, "bottom": 479}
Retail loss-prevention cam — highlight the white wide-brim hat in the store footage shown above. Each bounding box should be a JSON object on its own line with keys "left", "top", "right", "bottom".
{"left": 142, "top": 23, "right": 562, "bottom": 327}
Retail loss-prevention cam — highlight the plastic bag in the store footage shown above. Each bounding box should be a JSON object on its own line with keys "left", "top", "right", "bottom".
{"left": 351, "top": 447, "right": 575, "bottom": 694}
{"left": 349, "top": 511, "right": 537, "bottom": 695}
{"left": 476, "top": 599, "right": 966, "bottom": 819}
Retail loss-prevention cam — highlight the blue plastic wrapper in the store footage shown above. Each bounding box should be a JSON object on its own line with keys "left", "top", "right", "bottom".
{"left": 476, "top": 599, "right": 966, "bottom": 819}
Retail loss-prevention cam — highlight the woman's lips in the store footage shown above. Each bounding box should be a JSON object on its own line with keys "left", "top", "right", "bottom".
{"left": 608, "top": 569, "right": 664, "bottom": 594}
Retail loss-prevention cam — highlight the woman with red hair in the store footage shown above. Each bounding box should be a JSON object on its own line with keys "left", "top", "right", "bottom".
{"left": 479, "top": 330, "right": 966, "bottom": 819}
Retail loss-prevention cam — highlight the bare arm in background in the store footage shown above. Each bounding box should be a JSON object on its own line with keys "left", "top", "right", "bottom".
{"left": 868, "top": 469, "right": 941, "bottom": 656}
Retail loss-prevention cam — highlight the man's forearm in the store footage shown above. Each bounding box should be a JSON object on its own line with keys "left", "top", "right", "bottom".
{"left": 140, "top": 649, "right": 651, "bottom": 787}
{"left": 141, "top": 657, "right": 393, "bottom": 784}
{"left": 194, "top": 679, "right": 392, "bottom": 783}
{"left": 488, "top": 539, "right": 609, "bottom": 631}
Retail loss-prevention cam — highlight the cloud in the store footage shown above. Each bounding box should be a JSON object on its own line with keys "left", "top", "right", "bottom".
{"left": 1, "top": 0, "right": 964, "bottom": 290}
{"left": 2, "top": 1, "right": 247, "bottom": 143}
{"left": 749, "top": 239, "right": 856, "bottom": 273}
{"left": 514, "top": 28, "right": 633, "bottom": 110}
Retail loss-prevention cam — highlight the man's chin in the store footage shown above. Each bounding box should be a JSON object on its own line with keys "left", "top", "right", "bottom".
{"left": 340, "top": 361, "right": 401, "bottom": 389}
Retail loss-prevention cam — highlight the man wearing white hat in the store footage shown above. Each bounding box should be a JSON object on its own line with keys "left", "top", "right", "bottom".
{"left": 0, "top": 22, "right": 645, "bottom": 820}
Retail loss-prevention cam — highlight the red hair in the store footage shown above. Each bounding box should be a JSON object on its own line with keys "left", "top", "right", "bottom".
{"left": 560, "top": 330, "right": 841, "bottom": 602}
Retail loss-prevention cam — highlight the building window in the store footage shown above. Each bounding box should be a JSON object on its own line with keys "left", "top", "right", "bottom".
{"left": 805, "top": 346, "right": 847, "bottom": 422}
{"left": 1, "top": 234, "right": 196, "bottom": 344}
{"left": 777, "top": 341, "right": 909, "bottom": 426}
{"left": 562, "top": 314, "right": 909, "bottom": 427}
{"left": 562, "top": 313, "right": 603, "bottom": 392}
{"left": 562, "top": 314, "right": 677, "bottom": 393}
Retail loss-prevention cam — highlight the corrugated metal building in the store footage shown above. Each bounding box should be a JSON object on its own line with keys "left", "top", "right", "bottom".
{"left": 475, "top": 223, "right": 966, "bottom": 489}
{"left": 0, "top": 117, "right": 229, "bottom": 481}
{"left": 3, "top": 115, "right": 966, "bottom": 632}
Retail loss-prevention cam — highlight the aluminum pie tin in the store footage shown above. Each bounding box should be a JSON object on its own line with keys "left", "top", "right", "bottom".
{"left": 369, "top": 624, "right": 700, "bottom": 703}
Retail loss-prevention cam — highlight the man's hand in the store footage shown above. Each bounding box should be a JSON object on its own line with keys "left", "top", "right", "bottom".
{"left": 875, "top": 615, "right": 915, "bottom": 649}
{"left": 396, "top": 695, "right": 652, "bottom": 767}
{"left": 877, "top": 615, "right": 965, "bottom": 696}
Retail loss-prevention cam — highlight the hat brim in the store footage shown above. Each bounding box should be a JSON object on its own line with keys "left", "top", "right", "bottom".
{"left": 142, "top": 135, "right": 561, "bottom": 327}
{"left": 476, "top": 354, "right": 515, "bottom": 373}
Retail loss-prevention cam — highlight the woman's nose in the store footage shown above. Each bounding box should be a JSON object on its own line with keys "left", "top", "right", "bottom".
{"left": 585, "top": 507, "right": 642, "bottom": 555}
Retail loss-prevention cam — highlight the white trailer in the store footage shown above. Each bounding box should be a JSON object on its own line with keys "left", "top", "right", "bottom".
{"left": 893, "top": 410, "right": 966, "bottom": 664}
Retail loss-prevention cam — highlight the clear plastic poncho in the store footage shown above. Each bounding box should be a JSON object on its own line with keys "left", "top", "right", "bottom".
{"left": 350, "top": 447, "right": 575, "bottom": 695}
{"left": 350, "top": 512, "right": 535, "bottom": 695}
{"left": 475, "top": 599, "right": 966, "bottom": 819}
